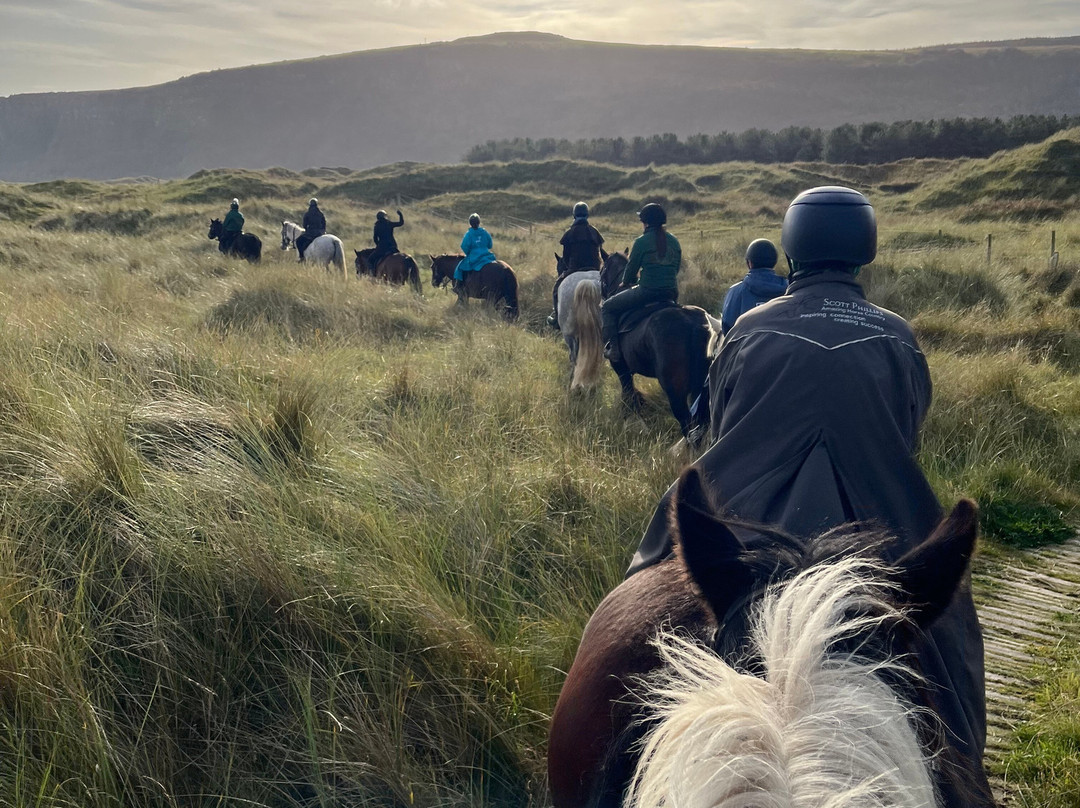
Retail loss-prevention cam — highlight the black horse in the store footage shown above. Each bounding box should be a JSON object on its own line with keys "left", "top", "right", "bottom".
{"left": 208, "top": 219, "right": 262, "bottom": 263}
{"left": 599, "top": 251, "right": 718, "bottom": 437}
{"left": 429, "top": 254, "right": 519, "bottom": 320}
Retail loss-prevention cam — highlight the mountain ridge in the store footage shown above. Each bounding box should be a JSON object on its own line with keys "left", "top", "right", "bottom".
{"left": 3, "top": 32, "right": 1080, "bottom": 181}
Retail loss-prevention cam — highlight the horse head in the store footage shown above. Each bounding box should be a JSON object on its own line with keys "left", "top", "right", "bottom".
{"left": 208, "top": 218, "right": 222, "bottom": 240}
{"left": 600, "top": 250, "right": 629, "bottom": 299}
{"left": 623, "top": 465, "right": 981, "bottom": 807}
{"left": 355, "top": 249, "right": 375, "bottom": 276}
{"left": 429, "top": 254, "right": 458, "bottom": 289}
{"left": 280, "top": 221, "right": 294, "bottom": 251}
{"left": 555, "top": 252, "right": 568, "bottom": 277}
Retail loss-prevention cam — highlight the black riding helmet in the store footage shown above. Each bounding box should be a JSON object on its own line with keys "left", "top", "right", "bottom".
{"left": 573, "top": 201, "right": 589, "bottom": 219}
{"left": 745, "top": 238, "right": 779, "bottom": 269}
{"left": 781, "top": 186, "right": 876, "bottom": 278}
{"left": 376, "top": 210, "right": 388, "bottom": 220}
{"left": 638, "top": 202, "right": 667, "bottom": 227}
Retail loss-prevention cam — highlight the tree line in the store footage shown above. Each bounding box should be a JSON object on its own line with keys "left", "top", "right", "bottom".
{"left": 463, "top": 114, "right": 1077, "bottom": 166}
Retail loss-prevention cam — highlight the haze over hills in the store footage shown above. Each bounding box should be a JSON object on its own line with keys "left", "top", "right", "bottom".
{"left": 2, "top": 32, "right": 1080, "bottom": 182}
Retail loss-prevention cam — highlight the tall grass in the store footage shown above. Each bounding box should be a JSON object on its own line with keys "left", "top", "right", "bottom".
{"left": 0, "top": 148, "right": 1077, "bottom": 805}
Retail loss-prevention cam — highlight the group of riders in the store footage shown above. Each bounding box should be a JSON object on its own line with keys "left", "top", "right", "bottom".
{"left": 219, "top": 185, "right": 990, "bottom": 798}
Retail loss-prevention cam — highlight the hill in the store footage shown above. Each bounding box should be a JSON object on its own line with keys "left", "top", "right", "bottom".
{"left": 0, "top": 134, "right": 1079, "bottom": 805}
{"left": 4, "top": 32, "right": 1080, "bottom": 181}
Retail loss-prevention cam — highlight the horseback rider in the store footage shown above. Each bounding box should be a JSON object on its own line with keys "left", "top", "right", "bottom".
{"left": 454, "top": 213, "right": 496, "bottom": 288}
{"left": 548, "top": 201, "right": 609, "bottom": 329}
{"left": 689, "top": 237, "right": 788, "bottom": 435}
{"left": 220, "top": 198, "right": 244, "bottom": 254}
{"left": 368, "top": 208, "right": 405, "bottom": 273}
{"left": 720, "top": 238, "right": 787, "bottom": 334}
{"left": 627, "top": 186, "right": 990, "bottom": 806}
{"left": 600, "top": 203, "right": 681, "bottom": 364}
{"left": 295, "top": 198, "right": 326, "bottom": 260}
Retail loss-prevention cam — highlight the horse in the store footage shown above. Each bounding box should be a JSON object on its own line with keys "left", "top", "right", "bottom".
{"left": 599, "top": 251, "right": 719, "bottom": 438}
{"left": 208, "top": 219, "right": 262, "bottom": 263}
{"left": 555, "top": 255, "right": 603, "bottom": 390}
{"left": 547, "top": 466, "right": 994, "bottom": 808}
{"left": 280, "top": 221, "right": 346, "bottom": 278}
{"left": 355, "top": 249, "right": 422, "bottom": 293}
{"left": 429, "top": 254, "right": 519, "bottom": 320}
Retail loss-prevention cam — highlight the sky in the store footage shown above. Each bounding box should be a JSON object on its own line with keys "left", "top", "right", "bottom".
{"left": 2, "top": 0, "right": 1079, "bottom": 96}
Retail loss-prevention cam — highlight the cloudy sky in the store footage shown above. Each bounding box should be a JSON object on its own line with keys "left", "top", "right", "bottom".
{"left": 3, "top": 0, "right": 1079, "bottom": 96}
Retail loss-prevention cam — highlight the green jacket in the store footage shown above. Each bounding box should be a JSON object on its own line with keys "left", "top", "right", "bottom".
{"left": 624, "top": 228, "right": 681, "bottom": 289}
{"left": 223, "top": 209, "right": 244, "bottom": 234}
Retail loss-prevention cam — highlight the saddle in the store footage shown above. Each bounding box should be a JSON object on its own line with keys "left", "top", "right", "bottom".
{"left": 616, "top": 300, "right": 678, "bottom": 335}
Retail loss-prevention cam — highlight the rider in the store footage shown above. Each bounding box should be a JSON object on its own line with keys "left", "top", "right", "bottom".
{"left": 689, "top": 238, "right": 789, "bottom": 435}
{"left": 720, "top": 238, "right": 787, "bottom": 334}
{"left": 368, "top": 208, "right": 405, "bottom": 273}
{"left": 296, "top": 198, "right": 326, "bottom": 260}
{"left": 454, "top": 213, "right": 496, "bottom": 288}
{"left": 600, "top": 202, "right": 681, "bottom": 364}
{"left": 220, "top": 198, "right": 244, "bottom": 254}
{"left": 627, "top": 186, "right": 990, "bottom": 805}
{"left": 548, "top": 201, "right": 609, "bottom": 329}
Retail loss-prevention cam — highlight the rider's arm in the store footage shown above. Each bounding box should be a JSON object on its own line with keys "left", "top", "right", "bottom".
{"left": 394, "top": 210, "right": 404, "bottom": 227}
{"left": 623, "top": 238, "right": 646, "bottom": 287}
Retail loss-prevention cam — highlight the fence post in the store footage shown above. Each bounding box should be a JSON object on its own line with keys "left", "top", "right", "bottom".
{"left": 986, "top": 234, "right": 992, "bottom": 266}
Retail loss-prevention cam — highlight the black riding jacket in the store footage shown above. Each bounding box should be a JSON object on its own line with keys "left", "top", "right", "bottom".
{"left": 559, "top": 219, "right": 607, "bottom": 271}
{"left": 303, "top": 207, "right": 326, "bottom": 237}
{"left": 373, "top": 213, "right": 404, "bottom": 253}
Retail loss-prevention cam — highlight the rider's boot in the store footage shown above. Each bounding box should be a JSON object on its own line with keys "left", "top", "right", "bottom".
{"left": 547, "top": 309, "right": 560, "bottom": 330}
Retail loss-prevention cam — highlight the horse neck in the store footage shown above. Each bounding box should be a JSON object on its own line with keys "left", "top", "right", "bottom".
{"left": 629, "top": 557, "right": 936, "bottom": 808}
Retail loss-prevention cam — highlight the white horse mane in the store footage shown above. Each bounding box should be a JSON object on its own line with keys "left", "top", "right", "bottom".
{"left": 627, "top": 556, "right": 940, "bottom": 808}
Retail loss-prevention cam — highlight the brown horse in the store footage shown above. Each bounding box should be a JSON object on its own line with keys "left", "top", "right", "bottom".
{"left": 547, "top": 466, "right": 993, "bottom": 808}
{"left": 354, "top": 249, "right": 422, "bottom": 293}
{"left": 429, "top": 253, "right": 519, "bottom": 320}
{"left": 599, "top": 252, "right": 718, "bottom": 438}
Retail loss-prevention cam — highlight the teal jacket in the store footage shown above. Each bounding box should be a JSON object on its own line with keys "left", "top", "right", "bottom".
{"left": 223, "top": 209, "right": 244, "bottom": 234}
{"left": 455, "top": 226, "right": 496, "bottom": 280}
{"left": 624, "top": 228, "right": 681, "bottom": 289}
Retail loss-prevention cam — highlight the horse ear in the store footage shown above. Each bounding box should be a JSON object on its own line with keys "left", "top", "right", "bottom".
{"left": 623, "top": 247, "right": 629, "bottom": 256}
{"left": 892, "top": 499, "right": 978, "bottom": 626}
{"left": 671, "top": 466, "right": 753, "bottom": 623}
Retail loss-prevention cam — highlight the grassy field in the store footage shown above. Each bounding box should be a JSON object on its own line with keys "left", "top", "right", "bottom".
{"left": 0, "top": 130, "right": 1079, "bottom": 806}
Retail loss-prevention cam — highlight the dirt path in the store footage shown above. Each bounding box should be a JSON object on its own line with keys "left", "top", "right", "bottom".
{"left": 974, "top": 536, "right": 1080, "bottom": 804}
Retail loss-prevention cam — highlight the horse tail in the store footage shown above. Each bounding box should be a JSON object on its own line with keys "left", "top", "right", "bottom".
{"left": 503, "top": 265, "right": 519, "bottom": 320}
{"left": 405, "top": 255, "right": 422, "bottom": 293}
{"left": 571, "top": 281, "right": 603, "bottom": 390}
{"left": 250, "top": 235, "right": 262, "bottom": 264}
{"left": 332, "top": 239, "right": 346, "bottom": 280}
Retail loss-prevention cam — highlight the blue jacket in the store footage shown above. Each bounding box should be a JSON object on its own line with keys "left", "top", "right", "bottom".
{"left": 455, "top": 226, "right": 496, "bottom": 280}
{"left": 720, "top": 267, "right": 788, "bottom": 334}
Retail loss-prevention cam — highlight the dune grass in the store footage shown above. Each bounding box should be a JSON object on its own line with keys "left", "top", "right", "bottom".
{"left": 0, "top": 144, "right": 1078, "bottom": 805}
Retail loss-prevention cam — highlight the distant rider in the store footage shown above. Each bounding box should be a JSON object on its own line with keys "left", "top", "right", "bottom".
{"left": 368, "top": 209, "right": 405, "bottom": 273}
{"left": 295, "top": 198, "right": 326, "bottom": 260}
{"left": 548, "top": 201, "right": 609, "bottom": 329}
{"left": 221, "top": 198, "right": 244, "bottom": 254}
{"left": 600, "top": 202, "right": 681, "bottom": 364}
{"left": 690, "top": 238, "right": 788, "bottom": 435}
{"left": 454, "top": 213, "right": 496, "bottom": 288}
{"left": 721, "top": 238, "right": 787, "bottom": 334}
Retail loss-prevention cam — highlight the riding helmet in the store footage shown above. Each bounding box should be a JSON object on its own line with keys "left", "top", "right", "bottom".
{"left": 573, "top": 201, "right": 589, "bottom": 219}
{"left": 780, "top": 186, "right": 876, "bottom": 274}
{"left": 309, "top": 198, "right": 319, "bottom": 206}
{"left": 638, "top": 202, "right": 667, "bottom": 227}
{"left": 230, "top": 198, "right": 239, "bottom": 209}
{"left": 376, "top": 210, "right": 388, "bottom": 220}
{"left": 745, "top": 238, "right": 779, "bottom": 269}
{"left": 469, "top": 213, "right": 481, "bottom": 226}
